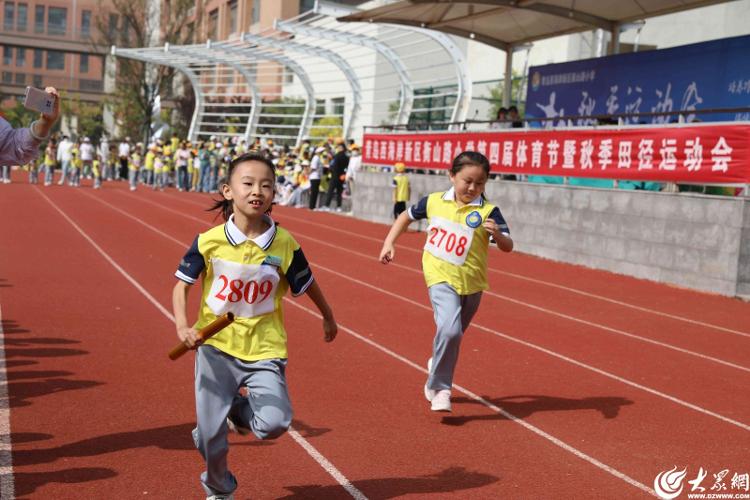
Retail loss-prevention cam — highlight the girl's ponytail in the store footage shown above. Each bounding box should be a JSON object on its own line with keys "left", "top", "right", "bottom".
{"left": 208, "top": 194, "right": 234, "bottom": 222}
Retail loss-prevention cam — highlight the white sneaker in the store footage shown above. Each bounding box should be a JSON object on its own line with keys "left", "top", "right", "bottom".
{"left": 424, "top": 357, "right": 436, "bottom": 401}
{"left": 206, "top": 494, "right": 234, "bottom": 500}
{"left": 431, "top": 390, "right": 452, "bottom": 412}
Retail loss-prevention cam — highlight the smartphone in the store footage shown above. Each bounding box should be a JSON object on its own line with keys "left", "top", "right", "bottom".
{"left": 23, "top": 86, "right": 55, "bottom": 115}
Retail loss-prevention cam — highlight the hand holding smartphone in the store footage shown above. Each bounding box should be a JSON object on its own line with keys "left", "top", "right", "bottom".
{"left": 24, "top": 86, "right": 57, "bottom": 116}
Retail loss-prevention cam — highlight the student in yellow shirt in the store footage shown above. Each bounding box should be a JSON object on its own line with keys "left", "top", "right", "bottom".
{"left": 43, "top": 141, "right": 56, "bottom": 186}
{"left": 92, "top": 157, "right": 102, "bottom": 189}
{"left": 129, "top": 144, "right": 142, "bottom": 191}
{"left": 379, "top": 151, "right": 514, "bottom": 412}
{"left": 172, "top": 153, "right": 338, "bottom": 499}
{"left": 144, "top": 145, "right": 156, "bottom": 186}
{"left": 392, "top": 162, "right": 410, "bottom": 219}
{"left": 70, "top": 143, "right": 82, "bottom": 187}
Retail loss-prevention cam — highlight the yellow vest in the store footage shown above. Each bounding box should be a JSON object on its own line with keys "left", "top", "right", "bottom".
{"left": 418, "top": 190, "right": 498, "bottom": 295}
{"left": 177, "top": 218, "right": 311, "bottom": 361}
{"left": 393, "top": 174, "right": 410, "bottom": 202}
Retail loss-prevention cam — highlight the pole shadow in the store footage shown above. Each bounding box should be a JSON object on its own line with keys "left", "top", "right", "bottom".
{"left": 279, "top": 466, "right": 499, "bottom": 499}
{"left": 11, "top": 422, "right": 273, "bottom": 467}
{"left": 4, "top": 432, "right": 54, "bottom": 444}
{"left": 1, "top": 370, "right": 74, "bottom": 381}
{"left": 8, "top": 467, "right": 117, "bottom": 497}
{"left": 1, "top": 319, "right": 99, "bottom": 408}
{"left": 0, "top": 319, "right": 29, "bottom": 334}
{"left": 442, "top": 394, "right": 634, "bottom": 426}
{"left": 5, "top": 378, "right": 104, "bottom": 409}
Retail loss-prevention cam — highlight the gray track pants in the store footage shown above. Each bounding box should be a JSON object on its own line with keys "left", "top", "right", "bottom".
{"left": 193, "top": 345, "right": 292, "bottom": 496}
{"left": 426, "top": 283, "right": 482, "bottom": 392}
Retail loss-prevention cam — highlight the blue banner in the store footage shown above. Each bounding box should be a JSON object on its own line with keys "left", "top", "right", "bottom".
{"left": 525, "top": 34, "right": 750, "bottom": 126}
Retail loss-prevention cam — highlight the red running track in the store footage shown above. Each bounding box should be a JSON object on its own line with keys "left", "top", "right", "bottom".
{"left": 1, "top": 172, "right": 748, "bottom": 499}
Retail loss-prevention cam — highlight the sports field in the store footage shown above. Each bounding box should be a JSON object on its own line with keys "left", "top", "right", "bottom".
{"left": 1, "top": 172, "right": 748, "bottom": 499}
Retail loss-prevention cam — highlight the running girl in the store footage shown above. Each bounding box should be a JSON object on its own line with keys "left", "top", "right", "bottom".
{"left": 379, "top": 151, "right": 513, "bottom": 412}
{"left": 172, "top": 152, "right": 337, "bottom": 499}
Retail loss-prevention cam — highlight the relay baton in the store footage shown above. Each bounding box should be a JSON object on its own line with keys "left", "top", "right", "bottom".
{"left": 168, "top": 312, "right": 235, "bottom": 360}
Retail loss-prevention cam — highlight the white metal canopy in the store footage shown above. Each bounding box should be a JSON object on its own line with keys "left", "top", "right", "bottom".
{"left": 338, "top": 0, "right": 741, "bottom": 51}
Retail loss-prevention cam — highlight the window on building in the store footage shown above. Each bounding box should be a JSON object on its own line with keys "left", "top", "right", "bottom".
{"left": 81, "top": 10, "right": 90, "bottom": 37}
{"left": 2, "top": 45, "right": 11, "bottom": 65}
{"left": 251, "top": 0, "right": 259, "bottom": 24}
{"left": 2, "top": 71, "right": 12, "bottom": 83}
{"left": 33, "top": 48, "right": 42, "bottom": 68}
{"left": 207, "top": 9, "right": 217, "bottom": 40}
{"left": 315, "top": 99, "right": 325, "bottom": 116}
{"left": 108, "top": 13, "right": 118, "bottom": 38}
{"left": 34, "top": 4, "right": 43, "bottom": 32}
{"left": 32, "top": 74, "right": 41, "bottom": 87}
{"left": 4, "top": 2, "right": 14, "bottom": 31}
{"left": 16, "top": 2, "right": 26, "bottom": 31}
{"left": 228, "top": 0, "right": 237, "bottom": 34}
{"left": 332, "top": 97, "right": 345, "bottom": 116}
{"left": 14, "top": 72, "right": 24, "bottom": 85}
{"left": 79, "top": 53, "right": 88, "bottom": 73}
{"left": 299, "top": 0, "right": 314, "bottom": 14}
{"left": 285, "top": 72, "right": 293, "bottom": 84}
{"left": 47, "top": 6, "right": 66, "bottom": 35}
{"left": 121, "top": 20, "right": 130, "bottom": 43}
{"left": 46, "top": 50, "right": 64, "bottom": 70}
{"left": 15, "top": 47, "right": 24, "bottom": 66}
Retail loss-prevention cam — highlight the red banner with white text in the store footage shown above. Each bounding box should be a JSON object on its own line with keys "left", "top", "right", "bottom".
{"left": 362, "top": 125, "right": 750, "bottom": 183}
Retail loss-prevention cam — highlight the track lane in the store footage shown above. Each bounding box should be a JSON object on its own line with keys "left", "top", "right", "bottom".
{"left": 0, "top": 182, "right": 358, "bottom": 499}
{"left": 53, "top": 180, "right": 676, "bottom": 493}
{"left": 79, "top": 182, "right": 748, "bottom": 494}
{"left": 155, "top": 186, "right": 750, "bottom": 337}
{"left": 110, "top": 187, "right": 750, "bottom": 422}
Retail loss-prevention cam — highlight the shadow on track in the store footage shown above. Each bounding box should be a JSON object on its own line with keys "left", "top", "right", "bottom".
{"left": 279, "top": 466, "right": 498, "bottom": 499}
{"left": 441, "top": 394, "right": 634, "bottom": 426}
{"left": 7, "top": 467, "right": 117, "bottom": 497}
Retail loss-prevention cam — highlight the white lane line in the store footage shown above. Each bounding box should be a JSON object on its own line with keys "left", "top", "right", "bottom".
{"left": 112, "top": 190, "right": 750, "bottom": 432}
{"left": 272, "top": 211, "right": 750, "bottom": 340}
{"left": 287, "top": 428, "right": 367, "bottom": 500}
{"left": 0, "top": 304, "right": 16, "bottom": 500}
{"left": 283, "top": 299, "right": 657, "bottom": 498}
{"left": 36, "top": 187, "right": 368, "bottom": 500}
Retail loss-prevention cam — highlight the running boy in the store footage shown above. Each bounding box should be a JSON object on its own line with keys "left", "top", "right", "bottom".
{"left": 379, "top": 151, "right": 513, "bottom": 412}
{"left": 172, "top": 152, "right": 338, "bottom": 499}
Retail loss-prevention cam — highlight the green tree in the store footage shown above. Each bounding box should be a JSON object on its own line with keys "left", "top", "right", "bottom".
{"left": 0, "top": 99, "right": 38, "bottom": 129}
{"left": 485, "top": 72, "right": 525, "bottom": 120}
{"left": 93, "top": 0, "right": 194, "bottom": 143}
{"left": 61, "top": 93, "right": 104, "bottom": 141}
{"left": 309, "top": 116, "right": 342, "bottom": 142}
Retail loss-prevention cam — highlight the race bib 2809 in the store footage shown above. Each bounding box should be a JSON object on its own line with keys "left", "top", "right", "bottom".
{"left": 206, "top": 258, "right": 280, "bottom": 318}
